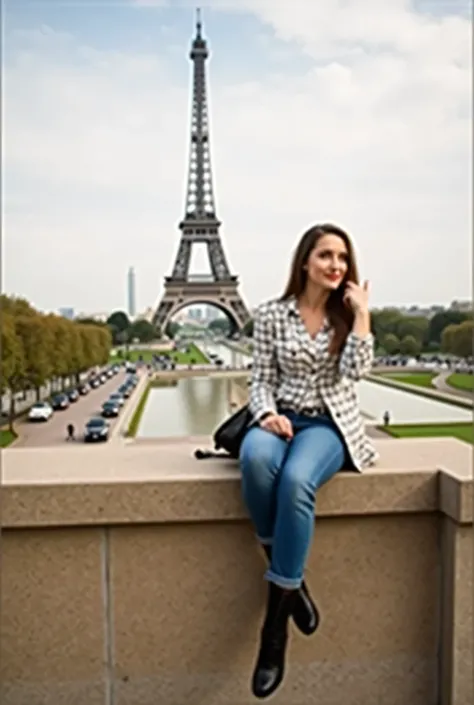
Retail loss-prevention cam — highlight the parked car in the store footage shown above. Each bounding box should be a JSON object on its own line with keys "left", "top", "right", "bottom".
{"left": 109, "top": 393, "right": 125, "bottom": 407}
{"left": 90, "top": 378, "right": 100, "bottom": 389}
{"left": 28, "top": 402, "right": 53, "bottom": 422}
{"left": 78, "top": 383, "right": 90, "bottom": 395}
{"left": 118, "top": 384, "right": 132, "bottom": 398}
{"left": 84, "top": 417, "right": 110, "bottom": 442}
{"left": 51, "top": 393, "right": 69, "bottom": 411}
{"left": 68, "top": 389, "right": 79, "bottom": 403}
{"left": 102, "top": 401, "right": 120, "bottom": 418}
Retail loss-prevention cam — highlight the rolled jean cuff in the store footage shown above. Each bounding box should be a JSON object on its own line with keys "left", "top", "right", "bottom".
{"left": 256, "top": 535, "right": 273, "bottom": 546}
{"left": 264, "top": 568, "right": 302, "bottom": 590}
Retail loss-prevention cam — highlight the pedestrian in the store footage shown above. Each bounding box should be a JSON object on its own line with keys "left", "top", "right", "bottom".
{"left": 383, "top": 410, "right": 390, "bottom": 425}
{"left": 239, "top": 223, "right": 377, "bottom": 699}
{"left": 66, "top": 423, "right": 75, "bottom": 441}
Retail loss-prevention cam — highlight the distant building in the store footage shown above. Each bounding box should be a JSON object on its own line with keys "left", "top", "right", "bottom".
{"left": 76, "top": 311, "right": 109, "bottom": 323}
{"left": 135, "top": 306, "right": 154, "bottom": 323}
{"left": 58, "top": 307, "right": 75, "bottom": 320}
{"left": 127, "top": 267, "right": 136, "bottom": 319}
{"left": 450, "top": 300, "right": 472, "bottom": 313}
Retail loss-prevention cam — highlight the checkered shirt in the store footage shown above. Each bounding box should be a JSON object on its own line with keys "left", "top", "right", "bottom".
{"left": 249, "top": 296, "right": 379, "bottom": 470}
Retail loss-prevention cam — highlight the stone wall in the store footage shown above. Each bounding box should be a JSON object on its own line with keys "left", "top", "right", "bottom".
{"left": 1, "top": 437, "right": 472, "bottom": 705}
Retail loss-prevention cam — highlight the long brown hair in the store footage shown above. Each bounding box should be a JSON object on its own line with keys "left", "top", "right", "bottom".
{"left": 280, "top": 223, "right": 359, "bottom": 355}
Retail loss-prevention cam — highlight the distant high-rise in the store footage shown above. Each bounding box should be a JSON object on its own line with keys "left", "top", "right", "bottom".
{"left": 59, "top": 307, "right": 75, "bottom": 320}
{"left": 127, "top": 267, "right": 136, "bottom": 318}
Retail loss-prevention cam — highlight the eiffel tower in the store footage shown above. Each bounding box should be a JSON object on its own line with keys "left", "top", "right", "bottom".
{"left": 152, "top": 10, "right": 251, "bottom": 334}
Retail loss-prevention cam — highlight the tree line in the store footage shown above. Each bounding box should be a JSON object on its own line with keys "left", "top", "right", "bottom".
{"left": 371, "top": 308, "right": 472, "bottom": 357}
{"left": 1, "top": 295, "right": 112, "bottom": 430}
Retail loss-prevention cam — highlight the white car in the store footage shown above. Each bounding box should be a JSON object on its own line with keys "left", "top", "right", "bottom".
{"left": 28, "top": 402, "right": 54, "bottom": 422}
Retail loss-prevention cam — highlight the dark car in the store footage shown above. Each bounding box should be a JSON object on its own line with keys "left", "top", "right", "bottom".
{"left": 102, "top": 401, "right": 119, "bottom": 418}
{"left": 118, "top": 384, "right": 132, "bottom": 398}
{"left": 78, "top": 383, "right": 90, "bottom": 395}
{"left": 90, "top": 378, "right": 100, "bottom": 389}
{"left": 51, "top": 393, "right": 69, "bottom": 411}
{"left": 109, "top": 393, "right": 124, "bottom": 407}
{"left": 68, "top": 389, "right": 79, "bottom": 403}
{"left": 84, "top": 417, "right": 109, "bottom": 442}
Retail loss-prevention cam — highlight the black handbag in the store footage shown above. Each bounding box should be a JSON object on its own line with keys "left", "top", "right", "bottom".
{"left": 194, "top": 404, "right": 254, "bottom": 460}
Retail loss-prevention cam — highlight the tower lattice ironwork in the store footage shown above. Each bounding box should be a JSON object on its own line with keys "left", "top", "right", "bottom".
{"left": 152, "top": 9, "right": 250, "bottom": 334}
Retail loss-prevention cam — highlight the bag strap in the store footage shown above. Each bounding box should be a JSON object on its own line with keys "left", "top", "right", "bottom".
{"left": 194, "top": 448, "right": 235, "bottom": 460}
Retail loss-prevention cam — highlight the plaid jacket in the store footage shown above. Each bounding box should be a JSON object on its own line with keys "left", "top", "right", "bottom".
{"left": 249, "top": 296, "right": 378, "bottom": 471}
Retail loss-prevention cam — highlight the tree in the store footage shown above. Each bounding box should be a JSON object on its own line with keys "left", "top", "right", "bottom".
{"left": 96, "top": 326, "right": 112, "bottom": 365}
{"left": 449, "top": 320, "right": 473, "bottom": 358}
{"left": 0, "top": 313, "right": 26, "bottom": 431}
{"left": 399, "top": 334, "right": 422, "bottom": 356}
{"left": 15, "top": 315, "right": 54, "bottom": 399}
{"left": 396, "top": 317, "right": 428, "bottom": 346}
{"left": 427, "top": 311, "right": 471, "bottom": 345}
{"left": 441, "top": 324, "right": 458, "bottom": 354}
{"left": 382, "top": 333, "right": 400, "bottom": 354}
{"left": 107, "top": 311, "right": 130, "bottom": 332}
{"left": 0, "top": 294, "right": 37, "bottom": 318}
{"left": 371, "top": 309, "right": 403, "bottom": 342}
{"left": 166, "top": 321, "right": 181, "bottom": 339}
{"left": 44, "top": 315, "right": 74, "bottom": 391}
{"left": 67, "top": 324, "right": 86, "bottom": 383}
{"left": 78, "top": 324, "right": 101, "bottom": 370}
{"left": 129, "top": 319, "right": 156, "bottom": 343}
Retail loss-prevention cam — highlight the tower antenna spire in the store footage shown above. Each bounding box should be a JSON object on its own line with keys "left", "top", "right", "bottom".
{"left": 196, "top": 7, "right": 202, "bottom": 38}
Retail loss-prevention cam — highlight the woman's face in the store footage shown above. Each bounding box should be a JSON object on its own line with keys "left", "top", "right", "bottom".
{"left": 305, "top": 234, "right": 349, "bottom": 291}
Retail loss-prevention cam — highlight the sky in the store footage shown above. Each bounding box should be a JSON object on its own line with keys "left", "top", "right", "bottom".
{"left": 3, "top": 0, "right": 472, "bottom": 317}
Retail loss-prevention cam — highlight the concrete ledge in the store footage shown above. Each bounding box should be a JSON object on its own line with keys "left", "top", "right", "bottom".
{"left": 2, "top": 438, "right": 472, "bottom": 528}
{"left": 1, "top": 437, "right": 472, "bottom": 705}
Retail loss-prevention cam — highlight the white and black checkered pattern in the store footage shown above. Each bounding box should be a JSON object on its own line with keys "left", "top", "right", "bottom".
{"left": 249, "top": 296, "right": 379, "bottom": 470}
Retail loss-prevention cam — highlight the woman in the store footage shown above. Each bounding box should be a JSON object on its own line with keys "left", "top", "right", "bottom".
{"left": 240, "top": 223, "right": 378, "bottom": 699}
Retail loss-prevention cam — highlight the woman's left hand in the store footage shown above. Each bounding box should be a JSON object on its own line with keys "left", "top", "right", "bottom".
{"left": 343, "top": 280, "right": 369, "bottom": 314}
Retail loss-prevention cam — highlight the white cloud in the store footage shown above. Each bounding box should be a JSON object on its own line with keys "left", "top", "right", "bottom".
{"left": 3, "top": 2, "right": 472, "bottom": 317}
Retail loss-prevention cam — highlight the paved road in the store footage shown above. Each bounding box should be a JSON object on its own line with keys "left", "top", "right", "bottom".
{"left": 13, "top": 370, "right": 131, "bottom": 448}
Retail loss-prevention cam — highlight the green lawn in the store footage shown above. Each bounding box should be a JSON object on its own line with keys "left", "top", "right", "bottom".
{"left": 126, "top": 383, "right": 151, "bottom": 437}
{"left": 381, "top": 372, "right": 436, "bottom": 388}
{"left": 0, "top": 429, "right": 17, "bottom": 447}
{"left": 110, "top": 343, "right": 209, "bottom": 366}
{"left": 383, "top": 422, "right": 473, "bottom": 445}
{"left": 446, "top": 373, "right": 474, "bottom": 392}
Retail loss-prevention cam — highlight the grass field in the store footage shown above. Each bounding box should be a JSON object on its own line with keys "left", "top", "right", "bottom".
{"left": 111, "top": 343, "right": 209, "bottom": 366}
{"left": 126, "top": 383, "right": 151, "bottom": 437}
{"left": 446, "top": 373, "right": 473, "bottom": 392}
{"left": 0, "top": 429, "right": 17, "bottom": 447}
{"left": 381, "top": 372, "right": 436, "bottom": 388}
{"left": 384, "top": 422, "right": 473, "bottom": 445}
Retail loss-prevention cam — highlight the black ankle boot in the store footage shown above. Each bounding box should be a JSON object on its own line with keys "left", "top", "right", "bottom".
{"left": 262, "top": 544, "right": 320, "bottom": 636}
{"left": 252, "top": 582, "right": 296, "bottom": 699}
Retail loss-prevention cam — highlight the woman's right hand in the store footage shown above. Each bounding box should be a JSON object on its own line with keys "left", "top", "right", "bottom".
{"left": 260, "top": 413, "right": 293, "bottom": 439}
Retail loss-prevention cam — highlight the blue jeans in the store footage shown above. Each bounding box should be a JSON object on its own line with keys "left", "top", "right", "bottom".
{"left": 239, "top": 411, "right": 345, "bottom": 589}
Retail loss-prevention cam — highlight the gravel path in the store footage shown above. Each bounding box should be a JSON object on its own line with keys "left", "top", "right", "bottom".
{"left": 432, "top": 372, "right": 473, "bottom": 401}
